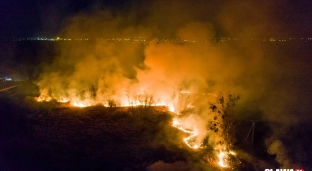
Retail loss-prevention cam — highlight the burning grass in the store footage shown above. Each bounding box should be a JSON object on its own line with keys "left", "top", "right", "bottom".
{"left": 31, "top": 93, "right": 246, "bottom": 169}
{"left": 0, "top": 95, "right": 191, "bottom": 170}
{"left": 0, "top": 91, "right": 277, "bottom": 170}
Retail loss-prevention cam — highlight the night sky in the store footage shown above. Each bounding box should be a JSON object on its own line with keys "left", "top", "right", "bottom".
{"left": 1, "top": 0, "right": 312, "bottom": 38}
{"left": 0, "top": 0, "right": 129, "bottom": 37}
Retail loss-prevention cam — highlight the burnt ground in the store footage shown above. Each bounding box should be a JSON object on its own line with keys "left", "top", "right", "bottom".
{"left": 0, "top": 92, "right": 192, "bottom": 171}
{"left": 0, "top": 81, "right": 282, "bottom": 171}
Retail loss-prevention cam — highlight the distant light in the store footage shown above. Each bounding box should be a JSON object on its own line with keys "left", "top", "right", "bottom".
{"left": 4, "top": 77, "right": 12, "bottom": 81}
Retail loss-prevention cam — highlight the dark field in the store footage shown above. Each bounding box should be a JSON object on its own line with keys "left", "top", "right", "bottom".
{"left": 1, "top": 40, "right": 312, "bottom": 170}
{"left": 0, "top": 82, "right": 275, "bottom": 171}
{"left": 0, "top": 89, "right": 192, "bottom": 170}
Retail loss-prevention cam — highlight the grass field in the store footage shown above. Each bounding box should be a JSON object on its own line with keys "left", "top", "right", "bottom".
{"left": 0, "top": 81, "right": 279, "bottom": 171}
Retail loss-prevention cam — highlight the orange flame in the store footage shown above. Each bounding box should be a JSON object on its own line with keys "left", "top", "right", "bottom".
{"left": 35, "top": 90, "right": 237, "bottom": 168}
{"left": 172, "top": 118, "right": 201, "bottom": 149}
{"left": 218, "top": 151, "right": 228, "bottom": 168}
{"left": 36, "top": 95, "right": 52, "bottom": 102}
{"left": 216, "top": 149, "right": 236, "bottom": 168}
{"left": 72, "top": 101, "right": 91, "bottom": 108}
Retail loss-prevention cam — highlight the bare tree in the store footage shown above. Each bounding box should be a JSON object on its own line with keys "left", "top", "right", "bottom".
{"left": 107, "top": 98, "right": 117, "bottom": 108}
{"left": 143, "top": 93, "right": 154, "bottom": 108}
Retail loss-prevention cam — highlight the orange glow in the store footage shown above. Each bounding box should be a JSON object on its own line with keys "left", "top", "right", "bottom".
{"left": 172, "top": 118, "right": 201, "bottom": 150}
{"left": 215, "top": 149, "right": 236, "bottom": 168}
{"left": 168, "top": 105, "right": 175, "bottom": 112}
{"left": 218, "top": 151, "right": 228, "bottom": 168}
{"left": 36, "top": 90, "right": 236, "bottom": 168}
{"left": 36, "top": 95, "right": 52, "bottom": 102}
{"left": 35, "top": 89, "right": 176, "bottom": 110}
{"left": 72, "top": 101, "right": 91, "bottom": 108}
{"left": 58, "top": 97, "right": 69, "bottom": 103}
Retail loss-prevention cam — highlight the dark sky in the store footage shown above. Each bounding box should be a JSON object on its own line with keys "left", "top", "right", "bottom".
{"left": 0, "top": 0, "right": 311, "bottom": 38}
{"left": 0, "top": 0, "right": 129, "bottom": 37}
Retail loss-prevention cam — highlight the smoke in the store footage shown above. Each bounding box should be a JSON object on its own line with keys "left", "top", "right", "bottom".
{"left": 36, "top": 0, "right": 312, "bottom": 168}
{"left": 266, "top": 138, "right": 298, "bottom": 168}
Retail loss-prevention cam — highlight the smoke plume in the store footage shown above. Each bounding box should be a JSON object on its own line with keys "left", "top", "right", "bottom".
{"left": 36, "top": 0, "right": 312, "bottom": 168}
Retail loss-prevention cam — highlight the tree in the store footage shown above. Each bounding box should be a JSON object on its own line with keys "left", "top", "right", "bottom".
{"left": 107, "top": 98, "right": 117, "bottom": 107}
{"left": 207, "top": 93, "right": 240, "bottom": 150}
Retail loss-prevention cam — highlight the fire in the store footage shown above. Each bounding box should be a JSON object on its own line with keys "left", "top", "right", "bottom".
{"left": 58, "top": 97, "right": 69, "bottom": 103}
{"left": 172, "top": 117, "right": 237, "bottom": 168}
{"left": 216, "top": 149, "right": 236, "bottom": 168}
{"left": 172, "top": 115, "right": 237, "bottom": 168}
{"left": 35, "top": 91, "right": 175, "bottom": 109}
{"left": 36, "top": 95, "right": 92, "bottom": 108}
{"left": 172, "top": 118, "right": 201, "bottom": 149}
{"left": 36, "top": 95, "right": 52, "bottom": 102}
{"left": 72, "top": 101, "right": 91, "bottom": 108}
{"left": 218, "top": 151, "right": 228, "bottom": 168}
{"left": 193, "top": 144, "right": 199, "bottom": 149}
{"left": 168, "top": 105, "right": 175, "bottom": 112}
{"left": 35, "top": 90, "right": 238, "bottom": 169}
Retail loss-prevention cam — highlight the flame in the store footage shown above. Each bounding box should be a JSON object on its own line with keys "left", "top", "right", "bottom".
{"left": 172, "top": 118, "right": 201, "bottom": 149}
{"left": 218, "top": 151, "right": 228, "bottom": 168}
{"left": 216, "top": 149, "right": 236, "bottom": 168}
{"left": 36, "top": 95, "right": 52, "bottom": 102}
{"left": 168, "top": 105, "right": 175, "bottom": 112}
{"left": 172, "top": 117, "right": 237, "bottom": 168}
{"left": 35, "top": 91, "right": 175, "bottom": 109}
{"left": 72, "top": 101, "right": 91, "bottom": 108}
{"left": 35, "top": 90, "right": 238, "bottom": 168}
